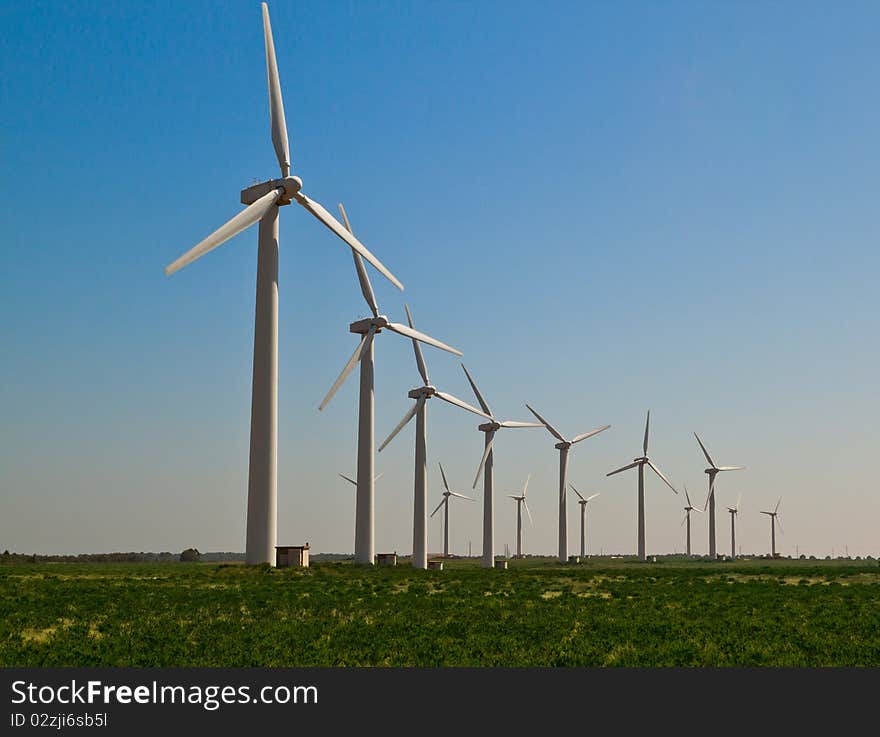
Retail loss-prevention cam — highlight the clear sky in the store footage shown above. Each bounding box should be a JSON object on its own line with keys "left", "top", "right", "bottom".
{"left": 2, "top": 0, "right": 878, "bottom": 559}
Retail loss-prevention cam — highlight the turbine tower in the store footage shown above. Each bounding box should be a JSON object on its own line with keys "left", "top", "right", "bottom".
{"left": 320, "top": 213, "right": 461, "bottom": 566}
{"left": 526, "top": 404, "right": 610, "bottom": 563}
{"left": 681, "top": 485, "right": 703, "bottom": 557}
{"left": 607, "top": 411, "right": 678, "bottom": 561}
{"left": 570, "top": 484, "right": 599, "bottom": 558}
{"left": 727, "top": 493, "right": 742, "bottom": 559}
{"left": 163, "top": 3, "right": 403, "bottom": 565}
{"left": 379, "top": 307, "right": 491, "bottom": 569}
{"left": 462, "top": 365, "right": 542, "bottom": 568}
{"left": 507, "top": 475, "right": 533, "bottom": 559}
{"left": 694, "top": 433, "right": 745, "bottom": 559}
{"left": 430, "top": 463, "right": 474, "bottom": 558}
{"left": 760, "top": 498, "right": 783, "bottom": 557}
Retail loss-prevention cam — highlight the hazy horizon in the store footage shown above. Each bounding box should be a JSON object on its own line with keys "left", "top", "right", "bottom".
{"left": 2, "top": 1, "right": 878, "bottom": 560}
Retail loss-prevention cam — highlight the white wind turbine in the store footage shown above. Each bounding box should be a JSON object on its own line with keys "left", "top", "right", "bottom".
{"left": 760, "top": 498, "right": 783, "bottom": 557}
{"left": 526, "top": 404, "right": 610, "bottom": 563}
{"left": 462, "top": 364, "right": 542, "bottom": 569}
{"left": 681, "top": 485, "right": 703, "bottom": 557}
{"left": 430, "top": 463, "right": 474, "bottom": 558}
{"left": 569, "top": 484, "right": 599, "bottom": 559}
{"left": 606, "top": 411, "right": 678, "bottom": 561}
{"left": 727, "top": 493, "right": 742, "bottom": 559}
{"left": 319, "top": 208, "right": 461, "bottom": 566}
{"left": 694, "top": 433, "right": 745, "bottom": 559}
{"left": 339, "top": 472, "right": 383, "bottom": 487}
{"left": 163, "top": 3, "right": 403, "bottom": 565}
{"left": 507, "top": 475, "right": 533, "bottom": 559}
{"left": 378, "top": 308, "right": 492, "bottom": 569}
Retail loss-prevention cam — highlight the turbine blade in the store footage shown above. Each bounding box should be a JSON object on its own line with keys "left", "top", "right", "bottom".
{"left": 378, "top": 396, "right": 423, "bottom": 452}
{"left": 572, "top": 424, "right": 611, "bottom": 444}
{"left": 404, "top": 304, "right": 430, "bottom": 385}
{"left": 694, "top": 432, "right": 716, "bottom": 469}
{"left": 338, "top": 203, "right": 379, "bottom": 318}
{"left": 498, "top": 421, "right": 543, "bottom": 428}
{"left": 435, "top": 391, "right": 493, "bottom": 420}
{"left": 386, "top": 322, "right": 462, "bottom": 356}
{"left": 472, "top": 433, "right": 495, "bottom": 489}
{"left": 294, "top": 191, "right": 404, "bottom": 290}
{"left": 684, "top": 486, "right": 693, "bottom": 508}
{"left": 607, "top": 461, "right": 640, "bottom": 477}
{"left": 775, "top": 497, "right": 782, "bottom": 514}
{"left": 524, "top": 404, "right": 566, "bottom": 443}
{"left": 643, "top": 410, "right": 651, "bottom": 455}
{"left": 523, "top": 499, "right": 534, "bottom": 527}
{"left": 647, "top": 460, "right": 677, "bottom": 494}
{"left": 681, "top": 514, "right": 687, "bottom": 527}
{"left": 374, "top": 472, "right": 383, "bottom": 482}
{"left": 735, "top": 493, "right": 742, "bottom": 511}
{"left": 339, "top": 473, "right": 356, "bottom": 486}
{"left": 776, "top": 516, "right": 784, "bottom": 534}
{"left": 523, "top": 473, "right": 531, "bottom": 496}
{"left": 438, "top": 462, "right": 450, "bottom": 491}
{"left": 460, "top": 364, "right": 492, "bottom": 417}
{"left": 585, "top": 493, "right": 600, "bottom": 503}
{"left": 165, "top": 189, "right": 282, "bottom": 275}
{"left": 569, "top": 483, "right": 586, "bottom": 501}
{"left": 703, "top": 476, "right": 715, "bottom": 511}
{"left": 261, "top": 2, "right": 290, "bottom": 177}
{"left": 430, "top": 499, "right": 445, "bottom": 518}
{"left": 717, "top": 466, "right": 745, "bottom": 472}
{"left": 318, "top": 327, "right": 374, "bottom": 411}
{"left": 508, "top": 495, "right": 519, "bottom": 500}
{"left": 449, "top": 492, "right": 474, "bottom": 501}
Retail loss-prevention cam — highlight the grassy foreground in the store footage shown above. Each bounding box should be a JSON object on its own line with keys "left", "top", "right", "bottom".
{"left": 2, "top": 558, "right": 879, "bottom": 667}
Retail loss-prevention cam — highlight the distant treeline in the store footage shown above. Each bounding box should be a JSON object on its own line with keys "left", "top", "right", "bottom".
{"left": 0, "top": 550, "right": 246, "bottom": 563}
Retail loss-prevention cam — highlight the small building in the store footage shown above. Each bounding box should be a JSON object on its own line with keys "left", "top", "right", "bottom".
{"left": 494, "top": 559, "right": 508, "bottom": 570}
{"left": 427, "top": 559, "right": 444, "bottom": 571}
{"left": 275, "top": 543, "right": 310, "bottom": 568}
{"left": 375, "top": 552, "right": 397, "bottom": 567}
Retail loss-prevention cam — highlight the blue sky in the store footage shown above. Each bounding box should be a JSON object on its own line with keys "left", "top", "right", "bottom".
{"left": 1, "top": 0, "right": 878, "bottom": 558}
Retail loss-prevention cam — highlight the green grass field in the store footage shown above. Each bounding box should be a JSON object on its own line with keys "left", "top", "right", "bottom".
{"left": 3, "top": 558, "right": 879, "bottom": 667}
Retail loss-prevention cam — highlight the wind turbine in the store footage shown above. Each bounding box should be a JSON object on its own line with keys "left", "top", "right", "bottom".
{"left": 163, "top": 3, "right": 404, "bottom": 565}
{"left": 727, "top": 493, "right": 742, "bottom": 559}
{"left": 378, "top": 308, "right": 492, "bottom": 569}
{"left": 339, "top": 472, "right": 383, "bottom": 486}
{"left": 760, "top": 498, "right": 783, "bottom": 557}
{"left": 606, "top": 411, "right": 677, "bottom": 561}
{"left": 508, "top": 475, "right": 533, "bottom": 559}
{"left": 694, "top": 433, "right": 745, "bottom": 559}
{"left": 461, "top": 364, "right": 542, "bottom": 568}
{"left": 526, "top": 404, "right": 610, "bottom": 563}
{"left": 569, "top": 484, "right": 599, "bottom": 559}
{"left": 430, "top": 463, "right": 474, "bottom": 558}
{"left": 319, "top": 210, "right": 461, "bottom": 566}
{"left": 681, "top": 485, "right": 703, "bottom": 557}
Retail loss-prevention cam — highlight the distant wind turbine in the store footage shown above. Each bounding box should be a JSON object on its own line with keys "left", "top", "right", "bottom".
{"left": 508, "top": 475, "right": 533, "bottom": 559}
{"left": 570, "top": 484, "right": 599, "bottom": 558}
{"left": 727, "top": 493, "right": 742, "bottom": 559}
{"left": 760, "top": 498, "right": 783, "bottom": 557}
{"left": 163, "top": 3, "right": 403, "bottom": 565}
{"left": 607, "top": 411, "right": 677, "bottom": 561}
{"left": 526, "top": 404, "right": 610, "bottom": 563}
{"left": 319, "top": 207, "right": 461, "bottom": 565}
{"left": 379, "top": 307, "right": 492, "bottom": 569}
{"left": 461, "top": 365, "right": 542, "bottom": 568}
{"left": 681, "top": 485, "right": 703, "bottom": 557}
{"left": 695, "top": 433, "right": 745, "bottom": 559}
{"left": 430, "top": 463, "right": 474, "bottom": 558}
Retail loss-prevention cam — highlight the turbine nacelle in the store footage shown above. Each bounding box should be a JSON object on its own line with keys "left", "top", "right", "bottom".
{"left": 349, "top": 315, "right": 390, "bottom": 335}
{"left": 408, "top": 385, "right": 436, "bottom": 399}
{"left": 240, "top": 175, "right": 302, "bottom": 206}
